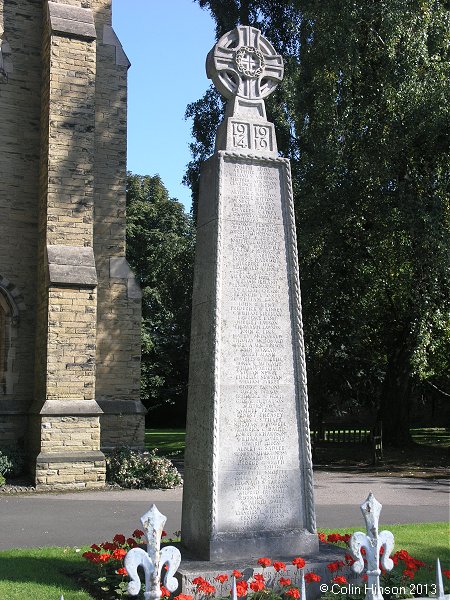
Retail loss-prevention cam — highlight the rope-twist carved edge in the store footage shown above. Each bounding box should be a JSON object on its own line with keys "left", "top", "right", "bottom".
{"left": 283, "top": 160, "right": 317, "bottom": 534}
{"left": 209, "top": 153, "right": 223, "bottom": 539}
{"left": 219, "top": 150, "right": 289, "bottom": 164}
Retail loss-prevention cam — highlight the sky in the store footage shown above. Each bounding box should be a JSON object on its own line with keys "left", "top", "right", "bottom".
{"left": 113, "top": 0, "right": 216, "bottom": 211}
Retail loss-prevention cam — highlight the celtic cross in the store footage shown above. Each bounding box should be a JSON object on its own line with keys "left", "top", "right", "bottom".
{"left": 207, "top": 25, "right": 284, "bottom": 117}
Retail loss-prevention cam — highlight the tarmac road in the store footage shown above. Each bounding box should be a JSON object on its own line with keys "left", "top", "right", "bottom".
{"left": 0, "top": 472, "right": 448, "bottom": 550}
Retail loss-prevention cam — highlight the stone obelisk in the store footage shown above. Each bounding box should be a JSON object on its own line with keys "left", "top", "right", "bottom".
{"left": 181, "top": 26, "right": 318, "bottom": 561}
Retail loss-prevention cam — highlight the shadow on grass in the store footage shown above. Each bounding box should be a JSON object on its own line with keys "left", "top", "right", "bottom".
{"left": 0, "top": 551, "right": 90, "bottom": 594}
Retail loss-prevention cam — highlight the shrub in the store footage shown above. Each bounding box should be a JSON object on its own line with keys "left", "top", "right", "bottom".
{"left": 0, "top": 451, "right": 12, "bottom": 477}
{"left": 0, "top": 473, "right": 5, "bottom": 487}
{"left": 105, "top": 447, "right": 182, "bottom": 489}
{"left": 0, "top": 446, "right": 26, "bottom": 478}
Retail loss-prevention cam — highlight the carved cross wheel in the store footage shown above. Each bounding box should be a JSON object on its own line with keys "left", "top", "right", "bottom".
{"left": 207, "top": 25, "right": 284, "bottom": 101}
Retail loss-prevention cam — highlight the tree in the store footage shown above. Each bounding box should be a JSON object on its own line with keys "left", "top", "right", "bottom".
{"left": 186, "top": 0, "right": 450, "bottom": 444}
{"left": 126, "top": 173, "right": 195, "bottom": 426}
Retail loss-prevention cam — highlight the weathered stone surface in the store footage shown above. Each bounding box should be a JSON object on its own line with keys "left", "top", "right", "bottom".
{"left": 102, "top": 25, "right": 130, "bottom": 67}
{"left": 0, "top": 0, "right": 144, "bottom": 490}
{"left": 182, "top": 26, "right": 317, "bottom": 561}
{"left": 109, "top": 257, "right": 142, "bottom": 299}
{"left": 110, "top": 256, "right": 132, "bottom": 278}
{"left": 179, "top": 545, "right": 356, "bottom": 598}
{"left": 36, "top": 451, "right": 105, "bottom": 464}
{"left": 48, "top": 2, "right": 97, "bottom": 40}
{"left": 37, "top": 399, "right": 103, "bottom": 415}
{"left": 35, "top": 452, "right": 106, "bottom": 490}
{"left": 0, "top": 37, "right": 13, "bottom": 80}
{"left": 48, "top": 264, "right": 97, "bottom": 286}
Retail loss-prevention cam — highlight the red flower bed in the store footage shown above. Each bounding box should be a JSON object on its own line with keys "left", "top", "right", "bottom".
{"left": 81, "top": 527, "right": 434, "bottom": 600}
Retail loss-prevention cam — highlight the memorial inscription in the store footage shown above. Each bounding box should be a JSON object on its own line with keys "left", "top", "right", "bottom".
{"left": 181, "top": 25, "right": 317, "bottom": 562}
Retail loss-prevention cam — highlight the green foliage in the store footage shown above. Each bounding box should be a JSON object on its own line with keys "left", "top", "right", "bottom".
{"left": 0, "top": 452, "right": 12, "bottom": 477}
{"left": 81, "top": 532, "right": 146, "bottom": 599}
{"left": 0, "top": 446, "right": 25, "bottom": 478}
{"left": 105, "top": 446, "right": 182, "bottom": 489}
{"left": 183, "top": 88, "right": 225, "bottom": 222}
{"left": 0, "top": 473, "right": 5, "bottom": 487}
{"left": 188, "top": 0, "right": 450, "bottom": 443}
{"left": 126, "top": 173, "right": 195, "bottom": 425}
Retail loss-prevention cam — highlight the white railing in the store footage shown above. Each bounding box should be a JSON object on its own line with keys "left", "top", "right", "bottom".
{"left": 60, "top": 496, "right": 448, "bottom": 600}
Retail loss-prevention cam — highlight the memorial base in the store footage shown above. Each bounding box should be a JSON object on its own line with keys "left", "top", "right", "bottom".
{"left": 182, "top": 530, "right": 318, "bottom": 562}
{"left": 177, "top": 544, "right": 359, "bottom": 599}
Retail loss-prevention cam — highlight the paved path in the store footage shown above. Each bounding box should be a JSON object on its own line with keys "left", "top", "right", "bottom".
{"left": 0, "top": 472, "right": 448, "bottom": 550}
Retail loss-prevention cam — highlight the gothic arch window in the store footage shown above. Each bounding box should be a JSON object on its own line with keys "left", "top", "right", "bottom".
{"left": 0, "top": 36, "right": 13, "bottom": 83}
{"left": 0, "top": 282, "right": 21, "bottom": 394}
{"left": 0, "top": 293, "right": 10, "bottom": 393}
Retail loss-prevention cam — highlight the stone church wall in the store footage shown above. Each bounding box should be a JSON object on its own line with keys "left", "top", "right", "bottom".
{"left": 0, "top": 0, "right": 145, "bottom": 489}
{"left": 0, "top": 1, "right": 42, "bottom": 448}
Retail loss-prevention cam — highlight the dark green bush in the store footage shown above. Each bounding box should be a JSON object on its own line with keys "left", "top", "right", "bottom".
{"left": 0, "top": 446, "right": 26, "bottom": 478}
{"left": 0, "top": 452, "right": 12, "bottom": 477}
{"left": 105, "top": 446, "right": 182, "bottom": 489}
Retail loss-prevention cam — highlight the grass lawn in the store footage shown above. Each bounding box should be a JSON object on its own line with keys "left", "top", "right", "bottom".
{"left": 0, "top": 546, "right": 92, "bottom": 599}
{"left": 145, "top": 428, "right": 186, "bottom": 455}
{"left": 411, "top": 428, "right": 450, "bottom": 447}
{"left": 0, "top": 524, "right": 448, "bottom": 597}
{"left": 144, "top": 427, "right": 449, "bottom": 459}
{"left": 322, "top": 522, "right": 450, "bottom": 588}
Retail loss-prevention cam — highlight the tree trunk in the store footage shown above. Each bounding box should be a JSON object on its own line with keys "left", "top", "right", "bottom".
{"left": 239, "top": 0, "right": 251, "bottom": 25}
{"left": 378, "top": 329, "right": 415, "bottom": 447}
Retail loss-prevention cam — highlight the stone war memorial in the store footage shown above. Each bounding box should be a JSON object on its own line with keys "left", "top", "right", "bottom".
{"left": 0, "top": 0, "right": 146, "bottom": 489}
{"left": 181, "top": 25, "right": 320, "bottom": 575}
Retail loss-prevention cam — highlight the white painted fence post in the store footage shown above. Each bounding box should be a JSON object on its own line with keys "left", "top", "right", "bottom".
{"left": 349, "top": 492, "right": 394, "bottom": 600}
{"left": 230, "top": 575, "right": 237, "bottom": 600}
{"left": 124, "top": 504, "right": 181, "bottom": 600}
{"left": 436, "top": 558, "right": 446, "bottom": 600}
{"left": 300, "top": 571, "right": 306, "bottom": 600}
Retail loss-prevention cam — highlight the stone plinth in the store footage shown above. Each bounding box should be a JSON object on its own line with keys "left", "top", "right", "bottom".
{"left": 178, "top": 544, "right": 358, "bottom": 599}
{"left": 182, "top": 26, "right": 317, "bottom": 562}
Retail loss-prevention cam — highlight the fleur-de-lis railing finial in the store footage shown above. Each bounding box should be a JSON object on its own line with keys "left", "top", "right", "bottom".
{"left": 125, "top": 504, "right": 181, "bottom": 600}
{"left": 349, "top": 492, "right": 394, "bottom": 600}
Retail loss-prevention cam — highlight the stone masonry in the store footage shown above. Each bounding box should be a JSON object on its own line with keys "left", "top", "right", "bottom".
{"left": 0, "top": 0, "right": 146, "bottom": 489}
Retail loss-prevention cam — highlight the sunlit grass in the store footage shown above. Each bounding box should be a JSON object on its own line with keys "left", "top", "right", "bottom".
{"left": 0, "top": 546, "right": 92, "bottom": 599}
{"left": 145, "top": 428, "right": 186, "bottom": 455}
{"left": 322, "top": 522, "right": 450, "bottom": 588}
{"left": 1, "top": 524, "right": 448, "bottom": 596}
